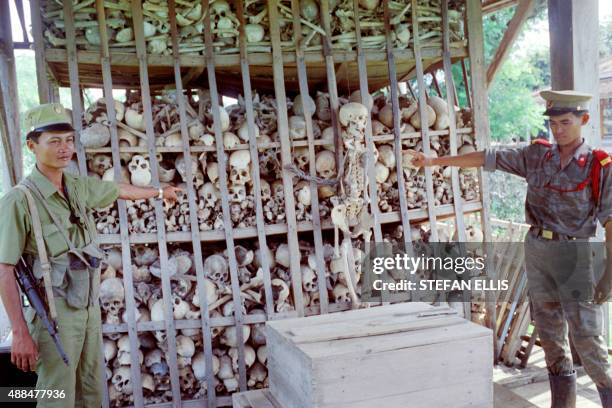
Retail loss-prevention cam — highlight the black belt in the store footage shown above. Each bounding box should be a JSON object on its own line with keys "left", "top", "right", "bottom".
{"left": 529, "top": 226, "right": 578, "bottom": 241}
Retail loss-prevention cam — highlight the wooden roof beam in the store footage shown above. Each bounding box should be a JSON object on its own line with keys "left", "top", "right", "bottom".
{"left": 486, "top": 0, "right": 536, "bottom": 88}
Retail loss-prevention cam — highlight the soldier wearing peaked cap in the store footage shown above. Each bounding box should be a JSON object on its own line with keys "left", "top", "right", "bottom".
{"left": 412, "top": 90, "right": 612, "bottom": 407}
{"left": 0, "top": 103, "right": 183, "bottom": 407}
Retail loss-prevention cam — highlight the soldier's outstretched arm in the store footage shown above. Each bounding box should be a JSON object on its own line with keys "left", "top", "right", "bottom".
{"left": 412, "top": 145, "right": 530, "bottom": 178}
{"left": 117, "top": 183, "right": 183, "bottom": 202}
{"left": 0, "top": 263, "right": 38, "bottom": 372}
{"left": 411, "top": 151, "right": 485, "bottom": 169}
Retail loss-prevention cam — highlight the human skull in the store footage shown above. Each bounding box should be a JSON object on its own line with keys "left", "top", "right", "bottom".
{"left": 238, "top": 120, "right": 260, "bottom": 142}
{"left": 229, "top": 150, "right": 252, "bottom": 185}
{"left": 294, "top": 147, "right": 310, "bottom": 170}
{"left": 204, "top": 254, "right": 229, "bottom": 283}
{"left": 274, "top": 244, "right": 290, "bottom": 269}
{"left": 111, "top": 366, "right": 133, "bottom": 394}
{"left": 100, "top": 277, "right": 125, "bottom": 315}
{"left": 288, "top": 116, "right": 307, "bottom": 139}
{"left": 179, "top": 366, "right": 196, "bottom": 392}
{"left": 375, "top": 162, "right": 390, "bottom": 183}
{"left": 260, "top": 179, "right": 272, "bottom": 201}
{"left": 192, "top": 352, "right": 220, "bottom": 381}
{"left": 128, "top": 155, "right": 152, "bottom": 187}
{"left": 206, "top": 162, "right": 219, "bottom": 185}
{"left": 175, "top": 154, "right": 199, "bottom": 183}
{"left": 223, "top": 132, "right": 240, "bottom": 149}
{"left": 377, "top": 144, "right": 396, "bottom": 168}
{"left": 220, "top": 325, "right": 251, "bottom": 348}
{"left": 333, "top": 283, "right": 351, "bottom": 303}
{"left": 315, "top": 150, "right": 336, "bottom": 179}
{"left": 301, "top": 265, "right": 317, "bottom": 292}
{"left": 228, "top": 345, "right": 256, "bottom": 371}
{"left": 339, "top": 102, "right": 369, "bottom": 130}
{"left": 198, "top": 182, "right": 220, "bottom": 207}
{"left": 80, "top": 122, "right": 111, "bottom": 148}
{"left": 88, "top": 154, "right": 113, "bottom": 176}
{"left": 245, "top": 23, "right": 265, "bottom": 43}
{"left": 229, "top": 184, "right": 247, "bottom": 203}
{"left": 293, "top": 94, "right": 316, "bottom": 117}
{"left": 125, "top": 107, "right": 145, "bottom": 131}
{"left": 192, "top": 278, "right": 218, "bottom": 308}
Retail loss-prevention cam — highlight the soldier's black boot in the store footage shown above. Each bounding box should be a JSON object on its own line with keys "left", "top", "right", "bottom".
{"left": 597, "top": 386, "right": 612, "bottom": 408}
{"left": 548, "top": 371, "right": 576, "bottom": 408}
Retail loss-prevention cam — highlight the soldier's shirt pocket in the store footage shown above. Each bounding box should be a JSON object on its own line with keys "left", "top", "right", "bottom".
{"left": 41, "top": 223, "right": 69, "bottom": 257}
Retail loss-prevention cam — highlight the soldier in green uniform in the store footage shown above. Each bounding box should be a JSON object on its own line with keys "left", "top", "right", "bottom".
{"left": 412, "top": 90, "right": 612, "bottom": 407}
{"left": 0, "top": 103, "right": 182, "bottom": 407}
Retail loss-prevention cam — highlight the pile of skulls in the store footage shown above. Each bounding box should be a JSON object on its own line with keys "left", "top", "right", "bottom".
{"left": 329, "top": 0, "right": 465, "bottom": 51}
{"left": 41, "top": 0, "right": 465, "bottom": 55}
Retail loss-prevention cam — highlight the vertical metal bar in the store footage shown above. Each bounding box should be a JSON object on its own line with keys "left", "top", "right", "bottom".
{"left": 289, "top": 0, "right": 328, "bottom": 315}
{"left": 431, "top": 71, "right": 443, "bottom": 97}
{"left": 351, "top": 0, "right": 383, "bottom": 243}
{"left": 201, "top": 0, "right": 248, "bottom": 391}
{"left": 29, "top": 0, "right": 51, "bottom": 104}
{"left": 131, "top": 1, "right": 182, "bottom": 404}
{"left": 382, "top": 0, "right": 414, "bottom": 250}
{"left": 168, "top": 1, "right": 217, "bottom": 405}
{"left": 62, "top": 0, "right": 87, "bottom": 175}
{"left": 94, "top": 2, "right": 144, "bottom": 406}
{"left": 235, "top": 0, "right": 275, "bottom": 318}
{"left": 267, "top": 0, "right": 306, "bottom": 317}
{"left": 411, "top": 0, "right": 439, "bottom": 241}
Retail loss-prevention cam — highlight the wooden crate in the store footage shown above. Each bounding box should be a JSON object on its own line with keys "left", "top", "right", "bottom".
{"left": 266, "top": 303, "right": 494, "bottom": 408}
{"left": 233, "top": 389, "right": 282, "bottom": 408}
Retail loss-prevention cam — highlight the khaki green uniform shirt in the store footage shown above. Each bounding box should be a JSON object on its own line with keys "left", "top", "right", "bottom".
{"left": 483, "top": 138, "right": 612, "bottom": 237}
{"left": 0, "top": 166, "right": 119, "bottom": 277}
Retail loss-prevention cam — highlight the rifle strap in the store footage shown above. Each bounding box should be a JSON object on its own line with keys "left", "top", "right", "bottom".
{"left": 15, "top": 185, "right": 57, "bottom": 319}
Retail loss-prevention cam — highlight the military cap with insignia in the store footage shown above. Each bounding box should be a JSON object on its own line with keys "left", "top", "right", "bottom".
{"left": 24, "top": 103, "right": 74, "bottom": 140}
{"left": 540, "top": 90, "right": 592, "bottom": 116}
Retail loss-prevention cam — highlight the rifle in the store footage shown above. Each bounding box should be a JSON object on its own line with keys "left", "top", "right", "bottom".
{"left": 14, "top": 257, "right": 70, "bottom": 366}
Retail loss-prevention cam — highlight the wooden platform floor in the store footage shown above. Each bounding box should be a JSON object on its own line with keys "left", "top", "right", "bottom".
{"left": 494, "top": 348, "right": 602, "bottom": 408}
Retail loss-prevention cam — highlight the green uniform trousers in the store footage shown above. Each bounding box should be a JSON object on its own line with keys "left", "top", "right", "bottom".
{"left": 524, "top": 231, "right": 612, "bottom": 389}
{"left": 27, "top": 297, "right": 103, "bottom": 408}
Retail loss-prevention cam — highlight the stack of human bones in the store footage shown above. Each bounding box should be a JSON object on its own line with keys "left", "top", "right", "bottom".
{"left": 88, "top": 88, "right": 481, "bottom": 406}
{"left": 85, "top": 90, "right": 478, "bottom": 235}
{"left": 38, "top": 0, "right": 485, "bottom": 406}
{"left": 41, "top": 0, "right": 466, "bottom": 54}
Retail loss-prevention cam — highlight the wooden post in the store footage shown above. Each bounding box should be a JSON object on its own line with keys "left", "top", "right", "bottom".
{"left": 486, "top": 0, "right": 536, "bottom": 88}
{"left": 93, "top": 3, "right": 144, "bottom": 406}
{"left": 169, "top": 1, "right": 217, "bottom": 405}
{"left": 131, "top": 1, "right": 183, "bottom": 403}
{"left": 62, "top": 1, "right": 87, "bottom": 176}
{"left": 466, "top": 0, "right": 495, "bottom": 360}
{"left": 548, "top": 0, "right": 601, "bottom": 146}
{"left": 202, "top": 0, "right": 249, "bottom": 391}
{"left": 0, "top": 0, "right": 23, "bottom": 183}
{"left": 29, "top": 0, "right": 52, "bottom": 104}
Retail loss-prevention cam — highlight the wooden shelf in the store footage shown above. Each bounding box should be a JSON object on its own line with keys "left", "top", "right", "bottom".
{"left": 84, "top": 128, "right": 474, "bottom": 154}
{"left": 97, "top": 200, "right": 483, "bottom": 245}
{"left": 45, "top": 46, "right": 468, "bottom": 96}
{"left": 101, "top": 302, "right": 354, "bottom": 335}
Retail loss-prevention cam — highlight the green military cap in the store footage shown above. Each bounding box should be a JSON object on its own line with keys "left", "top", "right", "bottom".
{"left": 540, "top": 90, "right": 592, "bottom": 116}
{"left": 24, "top": 103, "right": 74, "bottom": 139}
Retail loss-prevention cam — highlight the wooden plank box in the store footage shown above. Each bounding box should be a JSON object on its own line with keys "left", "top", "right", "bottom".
{"left": 233, "top": 389, "right": 282, "bottom": 408}
{"left": 266, "top": 302, "right": 493, "bottom": 408}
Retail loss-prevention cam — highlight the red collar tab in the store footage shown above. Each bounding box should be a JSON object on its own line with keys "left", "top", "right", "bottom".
{"left": 544, "top": 151, "right": 553, "bottom": 161}
{"left": 532, "top": 138, "right": 552, "bottom": 147}
{"left": 577, "top": 154, "right": 587, "bottom": 167}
